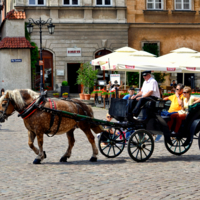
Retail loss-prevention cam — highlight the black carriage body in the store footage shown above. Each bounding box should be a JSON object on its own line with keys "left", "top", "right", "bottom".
{"left": 109, "top": 98, "right": 171, "bottom": 135}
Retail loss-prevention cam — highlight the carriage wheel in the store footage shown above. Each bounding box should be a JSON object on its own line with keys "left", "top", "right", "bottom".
{"left": 98, "top": 128, "right": 125, "bottom": 158}
{"left": 127, "top": 130, "right": 154, "bottom": 162}
{"left": 165, "top": 136, "right": 192, "bottom": 156}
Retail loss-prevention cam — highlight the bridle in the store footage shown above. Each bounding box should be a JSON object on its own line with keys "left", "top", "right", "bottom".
{"left": 0, "top": 98, "right": 17, "bottom": 122}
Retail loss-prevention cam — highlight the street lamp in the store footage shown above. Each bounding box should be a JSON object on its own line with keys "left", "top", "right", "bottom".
{"left": 26, "top": 18, "right": 55, "bottom": 93}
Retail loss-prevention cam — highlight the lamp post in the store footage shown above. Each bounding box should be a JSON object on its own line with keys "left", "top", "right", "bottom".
{"left": 26, "top": 18, "right": 55, "bottom": 93}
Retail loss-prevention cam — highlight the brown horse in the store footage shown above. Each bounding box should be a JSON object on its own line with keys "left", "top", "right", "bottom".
{"left": 0, "top": 89, "right": 102, "bottom": 164}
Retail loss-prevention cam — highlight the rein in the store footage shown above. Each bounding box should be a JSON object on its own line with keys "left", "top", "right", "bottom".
{"left": 0, "top": 98, "right": 16, "bottom": 121}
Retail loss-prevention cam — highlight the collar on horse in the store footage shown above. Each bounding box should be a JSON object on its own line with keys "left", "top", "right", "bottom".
{"left": 18, "top": 95, "right": 46, "bottom": 119}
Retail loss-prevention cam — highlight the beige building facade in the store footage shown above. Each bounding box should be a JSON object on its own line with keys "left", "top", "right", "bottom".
{"left": 127, "top": 0, "right": 200, "bottom": 87}
{"left": 1, "top": 0, "right": 128, "bottom": 93}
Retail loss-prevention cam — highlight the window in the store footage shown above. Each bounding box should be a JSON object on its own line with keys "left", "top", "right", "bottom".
{"left": 141, "top": 42, "right": 160, "bottom": 56}
{"left": 63, "top": 0, "right": 79, "bottom": 6}
{"left": 29, "top": 0, "right": 45, "bottom": 5}
{"left": 175, "top": 0, "right": 190, "bottom": 10}
{"left": 96, "top": 0, "right": 112, "bottom": 6}
{"left": 147, "top": 0, "right": 163, "bottom": 9}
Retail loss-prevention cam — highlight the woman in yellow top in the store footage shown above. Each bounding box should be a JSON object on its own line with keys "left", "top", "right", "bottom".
{"left": 168, "top": 86, "right": 200, "bottom": 134}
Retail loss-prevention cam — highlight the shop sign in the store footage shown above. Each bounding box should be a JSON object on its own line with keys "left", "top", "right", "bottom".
{"left": 125, "top": 65, "right": 135, "bottom": 69}
{"left": 39, "top": 60, "right": 44, "bottom": 65}
{"left": 11, "top": 59, "right": 22, "bottom": 62}
{"left": 186, "top": 67, "right": 196, "bottom": 71}
{"left": 67, "top": 48, "right": 81, "bottom": 57}
{"left": 166, "top": 67, "right": 176, "bottom": 71}
{"left": 110, "top": 74, "right": 120, "bottom": 85}
{"left": 57, "top": 70, "right": 64, "bottom": 76}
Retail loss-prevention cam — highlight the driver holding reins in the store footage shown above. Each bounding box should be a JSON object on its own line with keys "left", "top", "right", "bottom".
{"left": 127, "top": 70, "right": 160, "bottom": 121}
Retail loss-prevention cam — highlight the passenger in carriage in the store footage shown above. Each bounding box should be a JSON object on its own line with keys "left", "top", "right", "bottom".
{"left": 127, "top": 70, "right": 160, "bottom": 121}
{"left": 167, "top": 86, "right": 200, "bottom": 134}
{"left": 162, "top": 83, "right": 184, "bottom": 116}
{"left": 123, "top": 87, "right": 135, "bottom": 100}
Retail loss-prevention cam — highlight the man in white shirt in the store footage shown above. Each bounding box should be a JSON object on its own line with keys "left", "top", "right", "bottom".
{"left": 127, "top": 70, "right": 160, "bottom": 120}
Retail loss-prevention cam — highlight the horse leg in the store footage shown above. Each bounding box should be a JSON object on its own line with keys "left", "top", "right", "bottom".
{"left": 81, "top": 128, "right": 98, "bottom": 162}
{"left": 33, "top": 133, "right": 45, "bottom": 164}
{"left": 28, "top": 131, "right": 39, "bottom": 155}
{"left": 60, "top": 129, "right": 75, "bottom": 162}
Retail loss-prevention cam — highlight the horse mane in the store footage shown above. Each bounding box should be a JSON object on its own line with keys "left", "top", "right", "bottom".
{"left": 0, "top": 89, "right": 39, "bottom": 110}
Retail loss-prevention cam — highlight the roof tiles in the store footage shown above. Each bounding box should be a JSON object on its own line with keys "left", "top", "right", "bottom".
{"left": 5, "top": 9, "right": 26, "bottom": 20}
{"left": 0, "top": 37, "right": 35, "bottom": 49}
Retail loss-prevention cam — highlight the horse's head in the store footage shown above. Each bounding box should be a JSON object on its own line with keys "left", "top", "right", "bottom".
{"left": 0, "top": 92, "right": 15, "bottom": 122}
{"left": 0, "top": 89, "right": 39, "bottom": 122}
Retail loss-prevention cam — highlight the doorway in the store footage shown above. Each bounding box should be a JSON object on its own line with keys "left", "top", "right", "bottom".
{"left": 177, "top": 73, "right": 195, "bottom": 88}
{"left": 94, "top": 49, "right": 112, "bottom": 83}
{"left": 32, "top": 50, "right": 53, "bottom": 90}
{"left": 67, "top": 63, "right": 81, "bottom": 93}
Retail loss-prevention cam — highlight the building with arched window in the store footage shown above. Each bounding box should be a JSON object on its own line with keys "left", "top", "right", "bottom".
{"left": 0, "top": 0, "right": 128, "bottom": 93}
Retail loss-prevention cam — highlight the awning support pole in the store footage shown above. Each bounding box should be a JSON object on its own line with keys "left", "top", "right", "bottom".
{"left": 139, "top": 71, "right": 141, "bottom": 88}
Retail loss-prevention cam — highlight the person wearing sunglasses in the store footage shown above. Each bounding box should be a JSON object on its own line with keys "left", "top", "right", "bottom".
{"left": 163, "top": 83, "right": 184, "bottom": 115}
{"left": 167, "top": 86, "right": 200, "bottom": 134}
{"left": 127, "top": 70, "right": 160, "bottom": 121}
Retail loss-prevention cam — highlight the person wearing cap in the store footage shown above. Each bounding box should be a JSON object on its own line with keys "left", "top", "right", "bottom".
{"left": 128, "top": 70, "right": 160, "bottom": 120}
{"left": 123, "top": 87, "right": 135, "bottom": 100}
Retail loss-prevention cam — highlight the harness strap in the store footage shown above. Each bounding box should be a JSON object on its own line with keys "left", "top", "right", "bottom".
{"left": 44, "top": 99, "right": 61, "bottom": 137}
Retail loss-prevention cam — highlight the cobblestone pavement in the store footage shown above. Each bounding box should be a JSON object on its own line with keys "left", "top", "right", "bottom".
{"left": 0, "top": 107, "right": 200, "bottom": 200}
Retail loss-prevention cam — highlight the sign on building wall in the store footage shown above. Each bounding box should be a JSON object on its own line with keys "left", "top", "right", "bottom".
{"left": 67, "top": 48, "right": 81, "bottom": 57}
{"left": 57, "top": 70, "right": 65, "bottom": 76}
{"left": 110, "top": 74, "right": 120, "bottom": 85}
{"left": 11, "top": 59, "right": 22, "bottom": 62}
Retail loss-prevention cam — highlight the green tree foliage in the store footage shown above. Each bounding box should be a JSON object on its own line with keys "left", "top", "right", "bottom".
{"left": 25, "top": 22, "right": 39, "bottom": 89}
{"left": 30, "top": 42, "right": 38, "bottom": 71}
{"left": 25, "top": 22, "right": 31, "bottom": 42}
{"left": 127, "top": 72, "right": 139, "bottom": 86}
{"left": 143, "top": 43, "right": 168, "bottom": 83}
{"left": 76, "top": 62, "right": 98, "bottom": 94}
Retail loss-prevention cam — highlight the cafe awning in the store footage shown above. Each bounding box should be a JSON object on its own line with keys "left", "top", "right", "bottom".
{"left": 91, "top": 46, "right": 137, "bottom": 66}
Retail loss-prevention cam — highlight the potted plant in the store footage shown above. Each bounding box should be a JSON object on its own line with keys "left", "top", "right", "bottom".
{"left": 91, "top": 90, "right": 98, "bottom": 98}
{"left": 110, "top": 92, "right": 115, "bottom": 98}
{"left": 120, "top": 92, "right": 125, "bottom": 99}
{"left": 76, "top": 62, "right": 98, "bottom": 100}
{"left": 60, "top": 81, "right": 70, "bottom": 97}
{"left": 97, "top": 91, "right": 102, "bottom": 97}
{"left": 53, "top": 93, "right": 59, "bottom": 98}
{"left": 62, "top": 92, "right": 68, "bottom": 98}
{"left": 102, "top": 92, "right": 108, "bottom": 98}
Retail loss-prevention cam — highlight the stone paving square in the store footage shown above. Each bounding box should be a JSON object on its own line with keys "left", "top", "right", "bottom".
{"left": 0, "top": 107, "right": 200, "bottom": 200}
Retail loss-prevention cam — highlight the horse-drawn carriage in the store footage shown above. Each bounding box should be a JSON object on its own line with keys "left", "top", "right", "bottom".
{"left": 98, "top": 97, "right": 200, "bottom": 162}
{"left": 0, "top": 89, "right": 200, "bottom": 163}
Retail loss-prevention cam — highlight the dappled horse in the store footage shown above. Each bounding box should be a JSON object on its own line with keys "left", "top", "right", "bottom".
{"left": 0, "top": 89, "right": 102, "bottom": 164}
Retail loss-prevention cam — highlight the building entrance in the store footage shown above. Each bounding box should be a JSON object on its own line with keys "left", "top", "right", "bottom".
{"left": 177, "top": 73, "right": 195, "bottom": 88}
{"left": 32, "top": 50, "right": 53, "bottom": 91}
{"left": 67, "top": 63, "right": 81, "bottom": 93}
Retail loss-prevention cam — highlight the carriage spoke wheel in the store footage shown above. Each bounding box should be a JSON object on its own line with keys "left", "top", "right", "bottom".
{"left": 165, "top": 136, "right": 192, "bottom": 156}
{"left": 127, "top": 130, "right": 154, "bottom": 162}
{"left": 98, "top": 128, "right": 125, "bottom": 158}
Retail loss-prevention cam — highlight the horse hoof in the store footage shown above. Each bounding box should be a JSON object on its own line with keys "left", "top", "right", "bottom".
{"left": 43, "top": 151, "right": 47, "bottom": 159}
{"left": 90, "top": 157, "right": 97, "bottom": 162}
{"left": 60, "top": 156, "right": 67, "bottom": 162}
{"left": 33, "top": 159, "right": 41, "bottom": 164}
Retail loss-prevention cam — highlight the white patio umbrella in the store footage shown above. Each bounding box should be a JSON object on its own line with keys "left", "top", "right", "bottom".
{"left": 91, "top": 46, "right": 137, "bottom": 66}
{"left": 100, "top": 51, "right": 156, "bottom": 87}
{"left": 157, "top": 47, "right": 198, "bottom": 84}
{"left": 180, "top": 53, "right": 200, "bottom": 72}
